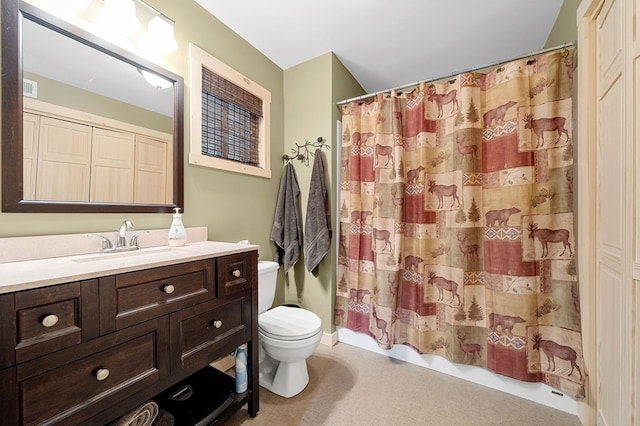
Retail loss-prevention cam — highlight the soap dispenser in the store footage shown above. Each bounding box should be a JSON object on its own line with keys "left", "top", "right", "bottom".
{"left": 168, "top": 207, "right": 187, "bottom": 247}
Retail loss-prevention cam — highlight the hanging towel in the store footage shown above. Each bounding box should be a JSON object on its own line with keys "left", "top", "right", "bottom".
{"left": 304, "top": 150, "right": 332, "bottom": 272}
{"left": 270, "top": 162, "right": 302, "bottom": 274}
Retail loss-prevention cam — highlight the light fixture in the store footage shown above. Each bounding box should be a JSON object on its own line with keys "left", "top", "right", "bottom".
{"left": 93, "top": 0, "right": 177, "bottom": 58}
{"left": 97, "top": 0, "right": 140, "bottom": 39}
{"left": 40, "top": 0, "right": 92, "bottom": 21}
{"left": 138, "top": 69, "right": 173, "bottom": 90}
{"left": 141, "top": 14, "right": 178, "bottom": 56}
{"left": 59, "top": 0, "right": 92, "bottom": 14}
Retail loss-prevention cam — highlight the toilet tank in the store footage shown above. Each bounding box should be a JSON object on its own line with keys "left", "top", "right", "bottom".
{"left": 257, "top": 261, "right": 279, "bottom": 314}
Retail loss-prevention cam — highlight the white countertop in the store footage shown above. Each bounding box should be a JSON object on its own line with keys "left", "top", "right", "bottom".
{"left": 0, "top": 241, "right": 259, "bottom": 294}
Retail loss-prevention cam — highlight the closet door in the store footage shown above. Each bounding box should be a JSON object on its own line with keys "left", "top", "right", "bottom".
{"left": 133, "top": 135, "right": 168, "bottom": 204}
{"left": 90, "top": 128, "right": 135, "bottom": 203}
{"left": 591, "top": 0, "right": 634, "bottom": 424}
{"left": 22, "top": 112, "right": 39, "bottom": 200}
{"left": 35, "top": 116, "right": 91, "bottom": 202}
{"left": 631, "top": 0, "right": 640, "bottom": 421}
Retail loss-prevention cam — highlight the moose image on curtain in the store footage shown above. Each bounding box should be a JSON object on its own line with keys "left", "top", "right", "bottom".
{"left": 335, "top": 46, "right": 583, "bottom": 398}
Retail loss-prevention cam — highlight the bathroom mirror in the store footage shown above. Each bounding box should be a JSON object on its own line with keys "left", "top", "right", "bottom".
{"left": 1, "top": 0, "right": 184, "bottom": 213}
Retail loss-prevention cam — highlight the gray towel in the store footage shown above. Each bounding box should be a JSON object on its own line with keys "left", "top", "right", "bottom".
{"left": 304, "top": 150, "right": 332, "bottom": 272}
{"left": 270, "top": 163, "right": 302, "bottom": 274}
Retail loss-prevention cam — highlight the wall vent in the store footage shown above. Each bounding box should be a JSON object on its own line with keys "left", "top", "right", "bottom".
{"left": 23, "top": 79, "right": 38, "bottom": 98}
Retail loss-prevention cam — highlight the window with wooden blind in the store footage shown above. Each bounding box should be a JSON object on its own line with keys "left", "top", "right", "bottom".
{"left": 189, "top": 43, "right": 271, "bottom": 178}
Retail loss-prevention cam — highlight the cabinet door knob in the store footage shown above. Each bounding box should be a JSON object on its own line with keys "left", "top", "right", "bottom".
{"left": 232, "top": 269, "right": 241, "bottom": 278}
{"left": 41, "top": 314, "right": 59, "bottom": 328}
{"left": 163, "top": 284, "right": 175, "bottom": 294}
{"left": 95, "top": 368, "right": 110, "bottom": 381}
{"left": 210, "top": 319, "right": 223, "bottom": 329}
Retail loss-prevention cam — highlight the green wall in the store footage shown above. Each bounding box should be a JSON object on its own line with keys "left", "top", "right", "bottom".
{"left": 545, "top": 0, "right": 580, "bottom": 48}
{"left": 0, "top": 0, "right": 285, "bottom": 265}
{"left": 281, "top": 53, "right": 363, "bottom": 333}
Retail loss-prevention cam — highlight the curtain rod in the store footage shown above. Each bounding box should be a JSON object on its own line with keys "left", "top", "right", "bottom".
{"left": 336, "top": 41, "right": 577, "bottom": 106}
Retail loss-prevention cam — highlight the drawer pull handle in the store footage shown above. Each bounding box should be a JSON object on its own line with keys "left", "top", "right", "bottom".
{"left": 41, "top": 314, "right": 59, "bottom": 328}
{"left": 95, "top": 368, "right": 110, "bottom": 381}
{"left": 232, "top": 269, "right": 241, "bottom": 278}
{"left": 210, "top": 319, "right": 223, "bottom": 329}
{"left": 163, "top": 284, "right": 175, "bottom": 294}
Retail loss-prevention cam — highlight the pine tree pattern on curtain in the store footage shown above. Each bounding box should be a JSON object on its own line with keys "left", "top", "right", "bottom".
{"left": 336, "top": 47, "right": 584, "bottom": 398}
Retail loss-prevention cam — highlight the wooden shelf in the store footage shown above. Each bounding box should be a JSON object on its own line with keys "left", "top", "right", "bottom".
{"left": 154, "top": 365, "right": 252, "bottom": 425}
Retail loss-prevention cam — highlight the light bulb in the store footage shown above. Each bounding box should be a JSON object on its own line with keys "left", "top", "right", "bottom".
{"left": 139, "top": 69, "right": 173, "bottom": 90}
{"left": 97, "top": 0, "right": 140, "bottom": 39}
{"left": 141, "top": 15, "right": 177, "bottom": 57}
{"left": 57, "top": 0, "right": 92, "bottom": 14}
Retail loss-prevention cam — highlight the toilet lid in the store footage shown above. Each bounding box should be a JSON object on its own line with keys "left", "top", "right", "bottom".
{"left": 259, "top": 306, "right": 322, "bottom": 340}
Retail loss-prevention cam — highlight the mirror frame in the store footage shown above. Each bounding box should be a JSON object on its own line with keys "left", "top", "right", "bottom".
{"left": 1, "top": 0, "right": 184, "bottom": 213}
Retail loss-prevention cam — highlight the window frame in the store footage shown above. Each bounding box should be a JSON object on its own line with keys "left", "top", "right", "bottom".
{"left": 188, "top": 43, "right": 271, "bottom": 178}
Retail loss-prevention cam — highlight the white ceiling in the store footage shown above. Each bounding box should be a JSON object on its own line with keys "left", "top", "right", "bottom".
{"left": 195, "top": 0, "right": 564, "bottom": 94}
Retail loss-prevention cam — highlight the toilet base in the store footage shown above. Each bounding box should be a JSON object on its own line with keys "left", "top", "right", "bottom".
{"left": 259, "top": 355, "right": 310, "bottom": 398}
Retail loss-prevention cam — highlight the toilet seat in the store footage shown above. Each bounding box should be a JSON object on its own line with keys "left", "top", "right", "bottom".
{"left": 259, "top": 306, "right": 322, "bottom": 341}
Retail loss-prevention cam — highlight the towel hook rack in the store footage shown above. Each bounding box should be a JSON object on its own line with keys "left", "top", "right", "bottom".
{"left": 282, "top": 137, "right": 329, "bottom": 166}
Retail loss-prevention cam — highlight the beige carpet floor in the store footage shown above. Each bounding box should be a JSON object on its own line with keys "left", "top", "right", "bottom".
{"left": 225, "top": 342, "right": 582, "bottom": 426}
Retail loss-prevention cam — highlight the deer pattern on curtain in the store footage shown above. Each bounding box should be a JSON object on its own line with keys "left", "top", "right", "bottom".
{"left": 336, "top": 47, "right": 584, "bottom": 398}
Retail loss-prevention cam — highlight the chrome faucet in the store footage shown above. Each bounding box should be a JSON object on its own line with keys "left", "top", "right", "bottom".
{"left": 129, "top": 230, "right": 149, "bottom": 247}
{"left": 87, "top": 220, "right": 143, "bottom": 254}
{"left": 87, "top": 233, "right": 113, "bottom": 251}
{"left": 116, "top": 220, "right": 134, "bottom": 248}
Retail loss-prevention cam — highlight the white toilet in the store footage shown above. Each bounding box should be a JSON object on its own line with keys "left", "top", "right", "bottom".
{"left": 257, "top": 261, "right": 322, "bottom": 398}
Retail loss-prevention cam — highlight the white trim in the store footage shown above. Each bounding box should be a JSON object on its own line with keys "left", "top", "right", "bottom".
{"left": 320, "top": 331, "right": 338, "bottom": 347}
{"left": 188, "top": 43, "right": 271, "bottom": 178}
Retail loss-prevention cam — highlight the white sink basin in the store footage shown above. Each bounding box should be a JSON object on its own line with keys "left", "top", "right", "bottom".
{"left": 72, "top": 246, "right": 174, "bottom": 263}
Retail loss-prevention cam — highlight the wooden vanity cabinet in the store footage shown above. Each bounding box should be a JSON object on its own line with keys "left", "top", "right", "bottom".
{"left": 217, "top": 251, "right": 255, "bottom": 296}
{"left": 0, "top": 280, "right": 99, "bottom": 369}
{"left": 19, "top": 317, "right": 170, "bottom": 426}
{"left": 0, "top": 249, "right": 259, "bottom": 426}
{"left": 100, "top": 259, "right": 215, "bottom": 332}
{"left": 176, "top": 288, "right": 251, "bottom": 374}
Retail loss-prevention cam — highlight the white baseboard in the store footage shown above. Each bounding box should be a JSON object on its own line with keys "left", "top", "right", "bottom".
{"left": 321, "top": 331, "right": 338, "bottom": 347}
{"left": 337, "top": 327, "right": 578, "bottom": 416}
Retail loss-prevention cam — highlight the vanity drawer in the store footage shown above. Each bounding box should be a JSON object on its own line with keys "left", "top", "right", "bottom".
{"left": 0, "top": 280, "right": 99, "bottom": 367}
{"left": 217, "top": 251, "right": 257, "bottom": 296}
{"left": 177, "top": 291, "right": 251, "bottom": 373}
{"left": 101, "top": 259, "right": 215, "bottom": 331}
{"left": 17, "top": 318, "right": 168, "bottom": 426}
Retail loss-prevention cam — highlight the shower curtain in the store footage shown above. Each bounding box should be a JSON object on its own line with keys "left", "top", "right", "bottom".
{"left": 336, "top": 46, "right": 584, "bottom": 398}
